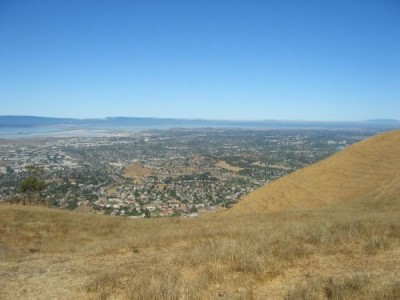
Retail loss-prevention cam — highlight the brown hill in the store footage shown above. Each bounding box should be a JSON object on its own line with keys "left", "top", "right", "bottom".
{"left": 229, "top": 130, "right": 400, "bottom": 215}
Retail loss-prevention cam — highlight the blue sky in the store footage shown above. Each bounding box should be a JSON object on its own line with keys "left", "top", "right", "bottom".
{"left": 0, "top": 0, "right": 399, "bottom": 120}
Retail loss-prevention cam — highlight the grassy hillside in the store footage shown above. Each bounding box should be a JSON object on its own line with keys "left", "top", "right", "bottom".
{"left": 230, "top": 130, "right": 400, "bottom": 215}
{"left": 1, "top": 131, "right": 400, "bottom": 299}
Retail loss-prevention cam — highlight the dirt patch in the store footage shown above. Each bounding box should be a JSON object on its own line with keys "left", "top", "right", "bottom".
{"left": 156, "top": 183, "right": 166, "bottom": 191}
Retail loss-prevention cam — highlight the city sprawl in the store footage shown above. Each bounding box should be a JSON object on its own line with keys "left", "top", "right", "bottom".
{"left": 0, "top": 129, "right": 377, "bottom": 217}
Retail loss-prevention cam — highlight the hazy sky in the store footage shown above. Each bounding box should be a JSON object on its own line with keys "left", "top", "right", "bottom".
{"left": 0, "top": 0, "right": 399, "bottom": 120}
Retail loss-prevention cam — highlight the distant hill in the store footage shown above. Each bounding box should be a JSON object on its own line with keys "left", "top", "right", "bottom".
{"left": 366, "top": 119, "right": 399, "bottom": 123}
{"left": 0, "top": 116, "right": 78, "bottom": 127}
{"left": 1, "top": 115, "right": 399, "bottom": 130}
{"left": 229, "top": 130, "right": 400, "bottom": 215}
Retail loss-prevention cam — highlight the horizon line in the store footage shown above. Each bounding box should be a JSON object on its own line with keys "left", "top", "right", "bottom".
{"left": 1, "top": 115, "right": 399, "bottom": 123}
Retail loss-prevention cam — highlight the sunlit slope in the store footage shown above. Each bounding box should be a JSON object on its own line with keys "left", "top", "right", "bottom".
{"left": 230, "top": 130, "right": 400, "bottom": 214}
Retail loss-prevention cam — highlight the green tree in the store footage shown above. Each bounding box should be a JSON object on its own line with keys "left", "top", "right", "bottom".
{"left": 19, "top": 176, "right": 45, "bottom": 205}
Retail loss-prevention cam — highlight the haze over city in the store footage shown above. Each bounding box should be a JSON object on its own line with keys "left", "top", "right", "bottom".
{"left": 1, "top": 0, "right": 399, "bottom": 121}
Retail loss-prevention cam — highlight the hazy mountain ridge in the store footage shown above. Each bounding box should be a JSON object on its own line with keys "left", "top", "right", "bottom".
{"left": 1, "top": 115, "right": 399, "bottom": 129}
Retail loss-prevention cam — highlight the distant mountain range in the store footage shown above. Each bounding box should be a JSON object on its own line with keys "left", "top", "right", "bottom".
{"left": 0, "top": 115, "right": 399, "bottom": 129}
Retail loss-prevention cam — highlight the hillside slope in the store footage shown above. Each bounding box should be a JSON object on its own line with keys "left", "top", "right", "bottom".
{"left": 230, "top": 130, "right": 400, "bottom": 215}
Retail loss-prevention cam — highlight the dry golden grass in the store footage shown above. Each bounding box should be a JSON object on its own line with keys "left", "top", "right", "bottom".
{"left": 122, "top": 162, "right": 152, "bottom": 178}
{"left": 1, "top": 194, "right": 399, "bottom": 299}
{"left": 0, "top": 131, "right": 399, "bottom": 299}
{"left": 231, "top": 130, "right": 400, "bottom": 215}
{"left": 215, "top": 160, "right": 244, "bottom": 172}
{"left": 105, "top": 185, "right": 121, "bottom": 196}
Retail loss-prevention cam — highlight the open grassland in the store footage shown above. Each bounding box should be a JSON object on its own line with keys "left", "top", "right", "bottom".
{"left": 105, "top": 184, "right": 121, "bottom": 196}
{"left": 122, "top": 162, "right": 152, "bottom": 178}
{"left": 1, "top": 193, "right": 400, "bottom": 299}
{"left": 1, "top": 130, "right": 400, "bottom": 299}
{"left": 215, "top": 160, "right": 244, "bottom": 172}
